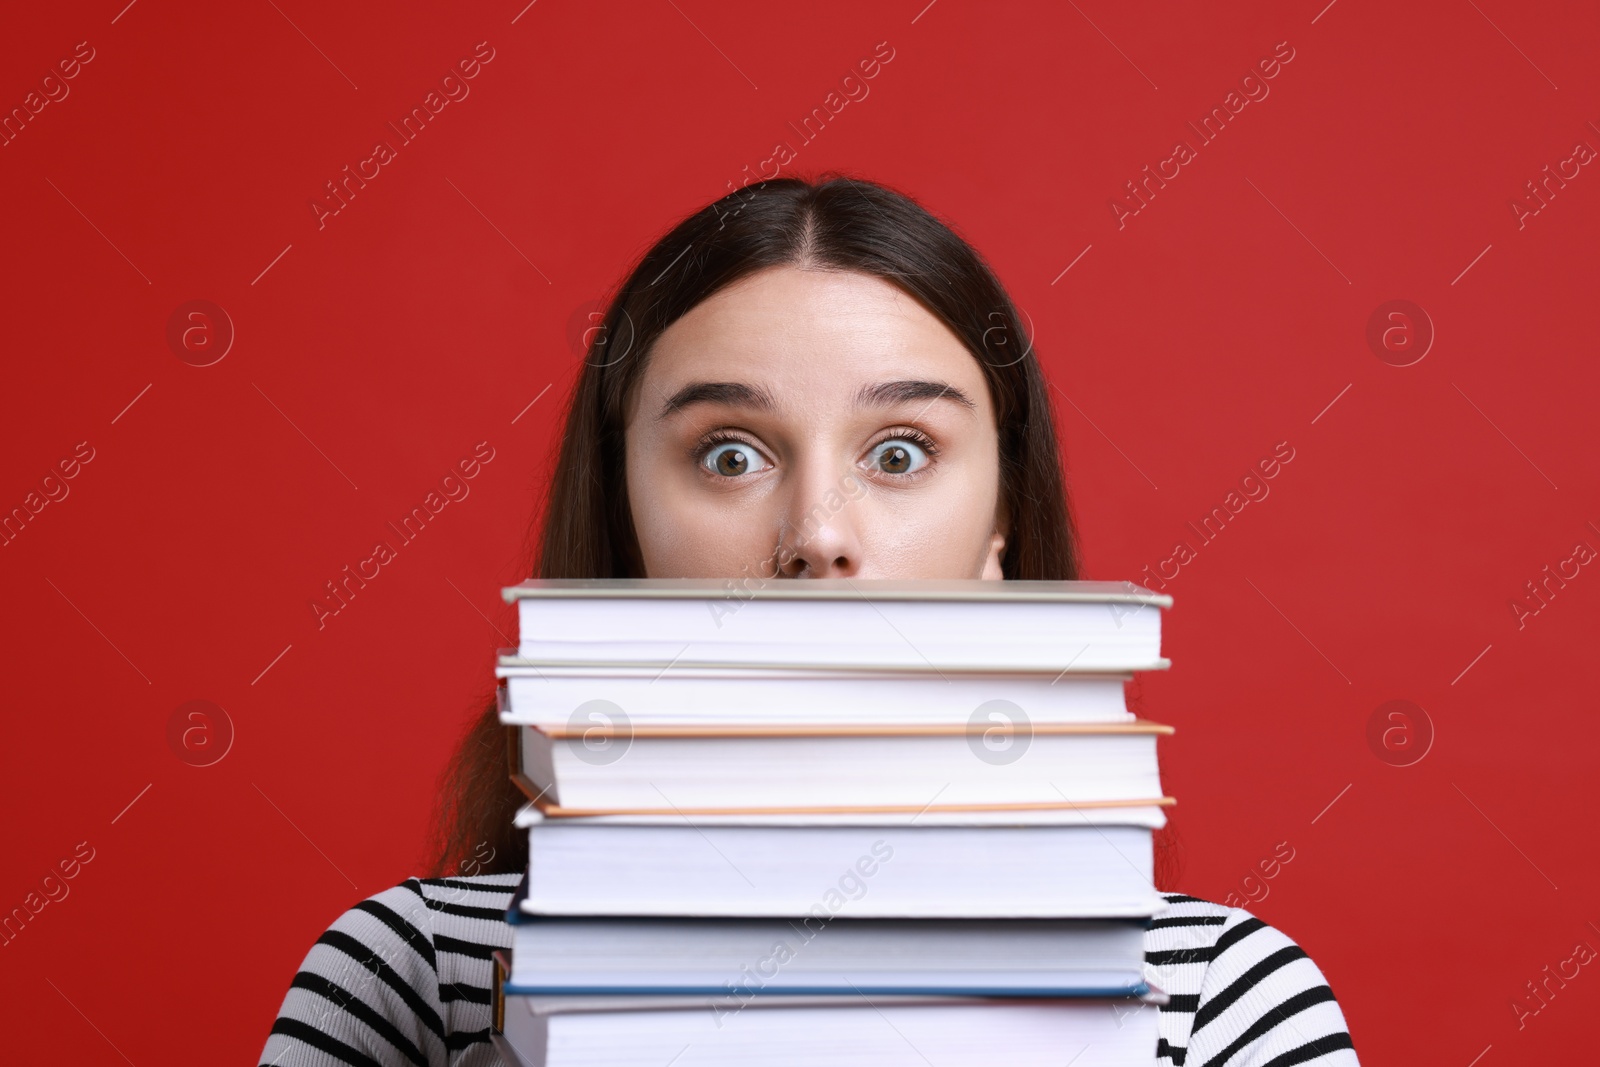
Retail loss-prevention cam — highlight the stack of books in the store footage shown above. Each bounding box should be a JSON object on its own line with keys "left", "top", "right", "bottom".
{"left": 489, "top": 578, "right": 1174, "bottom": 1067}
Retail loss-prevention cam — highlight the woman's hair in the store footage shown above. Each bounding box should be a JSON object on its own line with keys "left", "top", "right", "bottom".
{"left": 422, "top": 173, "right": 1158, "bottom": 883}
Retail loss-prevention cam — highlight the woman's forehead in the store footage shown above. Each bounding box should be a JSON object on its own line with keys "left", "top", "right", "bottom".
{"left": 643, "top": 267, "right": 981, "bottom": 398}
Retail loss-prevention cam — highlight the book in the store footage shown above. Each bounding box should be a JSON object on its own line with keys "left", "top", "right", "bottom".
{"left": 507, "top": 720, "right": 1172, "bottom": 811}
{"left": 500, "top": 578, "right": 1170, "bottom": 671}
{"left": 503, "top": 915, "right": 1149, "bottom": 996}
{"left": 493, "top": 995, "right": 1161, "bottom": 1067}
{"left": 488, "top": 578, "right": 1177, "bottom": 1063}
{"left": 511, "top": 803, "right": 1167, "bottom": 918}
{"left": 495, "top": 661, "right": 1138, "bottom": 726}
{"left": 490, "top": 950, "right": 1170, "bottom": 1067}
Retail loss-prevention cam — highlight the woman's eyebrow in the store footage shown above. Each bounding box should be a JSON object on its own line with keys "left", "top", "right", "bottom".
{"left": 857, "top": 378, "right": 976, "bottom": 413}
{"left": 657, "top": 381, "right": 777, "bottom": 420}
{"left": 657, "top": 378, "right": 975, "bottom": 420}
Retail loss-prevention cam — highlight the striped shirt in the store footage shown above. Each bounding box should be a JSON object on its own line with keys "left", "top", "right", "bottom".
{"left": 258, "top": 876, "right": 1358, "bottom": 1066}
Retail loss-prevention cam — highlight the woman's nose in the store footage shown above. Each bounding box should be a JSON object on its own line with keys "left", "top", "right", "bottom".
{"left": 773, "top": 466, "right": 865, "bottom": 578}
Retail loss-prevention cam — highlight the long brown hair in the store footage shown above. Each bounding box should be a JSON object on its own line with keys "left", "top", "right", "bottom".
{"left": 422, "top": 173, "right": 1173, "bottom": 884}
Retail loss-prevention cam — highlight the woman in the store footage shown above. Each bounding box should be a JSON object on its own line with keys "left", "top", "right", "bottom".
{"left": 258, "top": 175, "right": 1359, "bottom": 1066}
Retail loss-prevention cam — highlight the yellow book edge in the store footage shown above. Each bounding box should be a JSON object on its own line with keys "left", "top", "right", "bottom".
{"left": 491, "top": 948, "right": 508, "bottom": 1033}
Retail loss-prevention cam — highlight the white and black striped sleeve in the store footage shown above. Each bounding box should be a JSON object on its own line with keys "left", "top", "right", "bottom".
{"left": 257, "top": 879, "right": 456, "bottom": 1067}
{"left": 1183, "top": 906, "right": 1358, "bottom": 1067}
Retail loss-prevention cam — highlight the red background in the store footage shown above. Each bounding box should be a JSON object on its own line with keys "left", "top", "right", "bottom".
{"left": 2, "top": 0, "right": 1597, "bottom": 1061}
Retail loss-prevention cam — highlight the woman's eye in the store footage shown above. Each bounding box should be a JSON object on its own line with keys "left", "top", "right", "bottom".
{"left": 868, "top": 437, "right": 931, "bottom": 476}
{"left": 702, "top": 441, "right": 771, "bottom": 478}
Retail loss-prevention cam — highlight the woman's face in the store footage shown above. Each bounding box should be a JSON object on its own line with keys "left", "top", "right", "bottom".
{"left": 623, "top": 265, "right": 1008, "bottom": 581}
